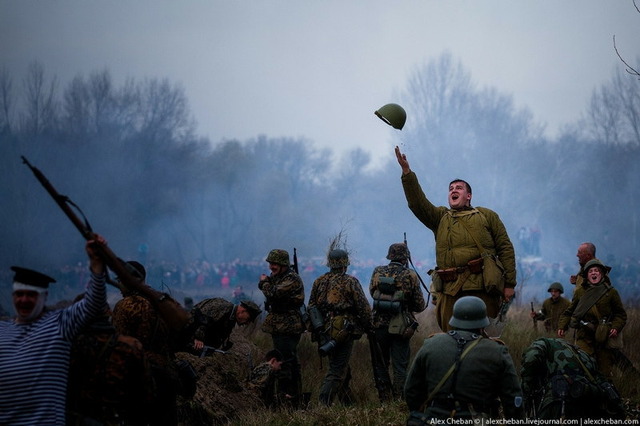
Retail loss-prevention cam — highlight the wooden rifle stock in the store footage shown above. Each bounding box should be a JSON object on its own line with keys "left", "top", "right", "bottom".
{"left": 22, "top": 156, "right": 189, "bottom": 330}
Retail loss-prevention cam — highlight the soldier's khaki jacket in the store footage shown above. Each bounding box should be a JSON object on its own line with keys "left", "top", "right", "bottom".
{"left": 401, "top": 172, "right": 517, "bottom": 293}
{"left": 558, "top": 281, "right": 627, "bottom": 350}
{"left": 260, "top": 268, "right": 305, "bottom": 335}
{"left": 538, "top": 296, "right": 571, "bottom": 332}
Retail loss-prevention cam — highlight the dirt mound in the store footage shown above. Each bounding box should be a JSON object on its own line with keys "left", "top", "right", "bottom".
{"left": 176, "top": 328, "right": 265, "bottom": 425}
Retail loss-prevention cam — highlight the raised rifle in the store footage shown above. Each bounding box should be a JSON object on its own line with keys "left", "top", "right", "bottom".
{"left": 292, "top": 247, "right": 310, "bottom": 327}
{"left": 293, "top": 247, "right": 299, "bottom": 274}
{"left": 22, "top": 156, "right": 190, "bottom": 331}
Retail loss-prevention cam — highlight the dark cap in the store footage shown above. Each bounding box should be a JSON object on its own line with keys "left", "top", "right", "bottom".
{"left": 11, "top": 266, "right": 56, "bottom": 289}
{"left": 240, "top": 300, "right": 262, "bottom": 321}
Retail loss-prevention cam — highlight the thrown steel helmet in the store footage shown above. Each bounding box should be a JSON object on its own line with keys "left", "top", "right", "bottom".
{"left": 448, "top": 296, "right": 490, "bottom": 330}
{"left": 547, "top": 282, "right": 564, "bottom": 294}
{"left": 327, "top": 249, "right": 350, "bottom": 269}
{"left": 375, "top": 103, "right": 406, "bottom": 130}
{"left": 386, "top": 243, "right": 410, "bottom": 262}
{"left": 265, "top": 249, "right": 290, "bottom": 266}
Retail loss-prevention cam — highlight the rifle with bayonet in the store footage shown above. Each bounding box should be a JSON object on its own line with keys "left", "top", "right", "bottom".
{"left": 22, "top": 156, "right": 190, "bottom": 331}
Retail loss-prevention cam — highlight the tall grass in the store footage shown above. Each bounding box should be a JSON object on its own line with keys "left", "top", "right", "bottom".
{"left": 232, "top": 305, "right": 640, "bottom": 425}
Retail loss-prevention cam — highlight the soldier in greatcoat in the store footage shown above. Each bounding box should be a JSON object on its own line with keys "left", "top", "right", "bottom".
{"left": 405, "top": 296, "right": 523, "bottom": 423}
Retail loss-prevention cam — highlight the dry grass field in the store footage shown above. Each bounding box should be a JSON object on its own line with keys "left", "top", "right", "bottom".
{"left": 225, "top": 304, "right": 640, "bottom": 425}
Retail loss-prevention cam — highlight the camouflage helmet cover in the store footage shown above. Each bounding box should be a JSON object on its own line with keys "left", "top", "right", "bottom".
{"left": 265, "top": 249, "right": 290, "bottom": 266}
{"left": 386, "top": 243, "right": 410, "bottom": 261}
{"left": 327, "top": 249, "right": 350, "bottom": 268}
{"left": 547, "top": 282, "right": 564, "bottom": 293}
{"left": 448, "top": 296, "right": 490, "bottom": 330}
{"left": 239, "top": 300, "right": 262, "bottom": 321}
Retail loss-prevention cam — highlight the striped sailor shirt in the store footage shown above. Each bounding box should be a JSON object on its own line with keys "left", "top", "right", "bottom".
{"left": 0, "top": 271, "right": 106, "bottom": 425}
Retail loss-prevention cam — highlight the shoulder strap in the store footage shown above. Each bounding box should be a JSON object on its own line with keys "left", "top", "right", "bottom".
{"left": 452, "top": 209, "right": 488, "bottom": 254}
{"left": 572, "top": 284, "right": 610, "bottom": 322}
{"left": 424, "top": 333, "right": 482, "bottom": 407}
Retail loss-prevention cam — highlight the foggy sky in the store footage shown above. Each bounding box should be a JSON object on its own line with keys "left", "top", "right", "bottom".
{"left": 2, "top": 1, "right": 639, "bottom": 168}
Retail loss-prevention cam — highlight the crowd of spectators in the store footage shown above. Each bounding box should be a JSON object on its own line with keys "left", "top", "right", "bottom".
{"left": 2, "top": 254, "right": 640, "bottom": 315}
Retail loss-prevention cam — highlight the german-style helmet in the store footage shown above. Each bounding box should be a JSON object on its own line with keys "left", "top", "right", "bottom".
{"left": 327, "top": 249, "right": 350, "bottom": 269}
{"left": 265, "top": 249, "right": 290, "bottom": 266}
{"left": 448, "top": 296, "right": 490, "bottom": 329}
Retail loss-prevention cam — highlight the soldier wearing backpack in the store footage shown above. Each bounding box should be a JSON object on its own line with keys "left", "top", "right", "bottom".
{"left": 369, "top": 243, "right": 426, "bottom": 398}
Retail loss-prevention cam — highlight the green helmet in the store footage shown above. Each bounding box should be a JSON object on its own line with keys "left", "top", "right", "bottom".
{"left": 448, "top": 296, "right": 490, "bottom": 330}
{"left": 374, "top": 103, "right": 407, "bottom": 130}
{"left": 386, "top": 243, "right": 410, "bottom": 262}
{"left": 547, "top": 282, "right": 564, "bottom": 293}
{"left": 582, "top": 259, "right": 608, "bottom": 277}
{"left": 327, "top": 249, "right": 350, "bottom": 269}
{"left": 265, "top": 249, "right": 290, "bottom": 266}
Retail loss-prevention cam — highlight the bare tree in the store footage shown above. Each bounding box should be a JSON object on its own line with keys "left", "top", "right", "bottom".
{"left": 0, "top": 67, "right": 14, "bottom": 135}
{"left": 21, "top": 62, "right": 58, "bottom": 136}
{"left": 613, "top": 0, "right": 640, "bottom": 79}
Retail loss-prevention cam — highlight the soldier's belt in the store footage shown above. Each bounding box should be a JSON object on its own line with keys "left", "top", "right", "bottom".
{"left": 436, "top": 258, "right": 484, "bottom": 282}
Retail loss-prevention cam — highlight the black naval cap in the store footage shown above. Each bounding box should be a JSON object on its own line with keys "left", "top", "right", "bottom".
{"left": 11, "top": 266, "right": 56, "bottom": 289}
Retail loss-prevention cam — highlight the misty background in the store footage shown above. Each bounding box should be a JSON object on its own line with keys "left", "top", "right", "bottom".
{"left": 1, "top": 47, "right": 640, "bottom": 312}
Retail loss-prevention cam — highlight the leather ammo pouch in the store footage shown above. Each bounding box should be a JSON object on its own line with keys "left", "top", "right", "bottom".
{"left": 436, "top": 268, "right": 458, "bottom": 282}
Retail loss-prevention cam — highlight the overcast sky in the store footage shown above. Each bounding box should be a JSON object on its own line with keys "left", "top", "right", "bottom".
{"left": 2, "top": 1, "right": 639, "bottom": 166}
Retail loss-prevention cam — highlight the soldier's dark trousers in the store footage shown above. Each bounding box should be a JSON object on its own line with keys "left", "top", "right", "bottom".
{"left": 374, "top": 326, "right": 410, "bottom": 397}
{"left": 319, "top": 337, "right": 354, "bottom": 406}
{"left": 272, "top": 333, "right": 302, "bottom": 399}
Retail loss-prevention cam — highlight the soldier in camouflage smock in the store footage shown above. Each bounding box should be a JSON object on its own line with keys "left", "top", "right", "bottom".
{"left": 369, "top": 243, "right": 426, "bottom": 397}
{"left": 521, "top": 337, "right": 625, "bottom": 420}
{"left": 67, "top": 309, "right": 154, "bottom": 425}
{"left": 405, "top": 297, "right": 523, "bottom": 423}
{"left": 308, "top": 249, "right": 372, "bottom": 405}
{"left": 395, "top": 147, "right": 517, "bottom": 332}
{"left": 112, "top": 261, "right": 181, "bottom": 425}
{"left": 247, "top": 349, "right": 284, "bottom": 408}
{"left": 258, "top": 249, "right": 305, "bottom": 404}
{"left": 182, "top": 297, "right": 261, "bottom": 354}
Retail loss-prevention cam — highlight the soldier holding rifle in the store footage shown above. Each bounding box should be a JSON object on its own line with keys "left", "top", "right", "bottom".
{"left": 0, "top": 236, "right": 108, "bottom": 426}
{"left": 258, "top": 249, "right": 306, "bottom": 406}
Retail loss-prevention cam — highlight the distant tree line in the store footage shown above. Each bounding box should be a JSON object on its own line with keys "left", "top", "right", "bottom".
{"left": 1, "top": 53, "right": 639, "bottom": 279}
